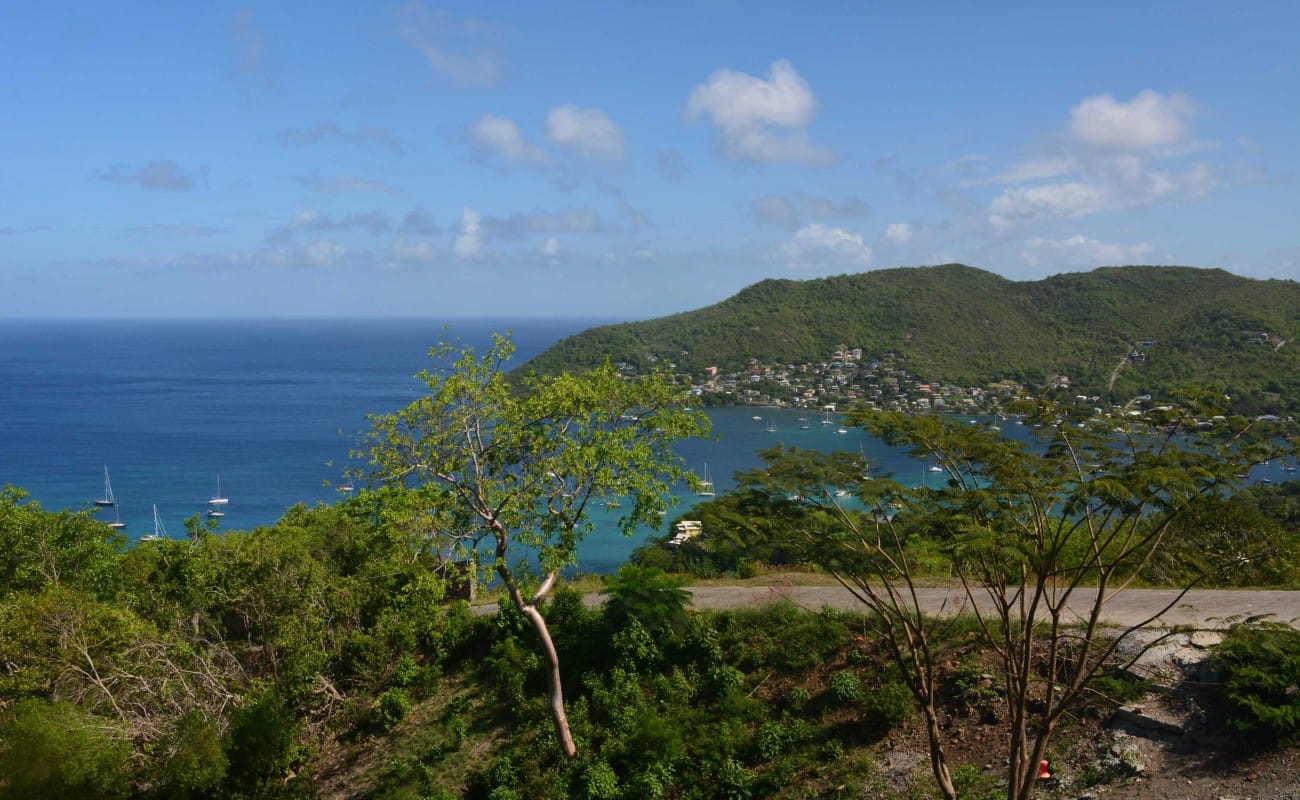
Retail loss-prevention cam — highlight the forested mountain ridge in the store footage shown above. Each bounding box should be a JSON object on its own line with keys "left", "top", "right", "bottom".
{"left": 521, "top": 264, "right": 1300, "bottom": 414}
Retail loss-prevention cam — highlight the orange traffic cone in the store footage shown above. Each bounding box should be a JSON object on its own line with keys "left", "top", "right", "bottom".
{"left": 1037, "top": 759, "right": 1052, "bottom": 780}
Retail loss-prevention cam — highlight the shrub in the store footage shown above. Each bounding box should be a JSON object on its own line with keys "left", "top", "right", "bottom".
{"left": 603, "top": 564, "right": 689, "bottom": 637}
{"left": 0, "top": 699, "right": 132, "bottom": 800}
{"left": 862, "top": 680, "right": 913, "bottom": 731}
{"left": 827, "top": 671, "right": 864, "bottom": 705}
{"left": 374, "top": 687, "right": 412, "bottom": 731}
{"left": 1213, "top": 621, "right": 1300, "bottom": 742}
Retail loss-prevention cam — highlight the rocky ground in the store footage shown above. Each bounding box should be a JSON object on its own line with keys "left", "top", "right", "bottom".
{"left": 876, "top": 629, "right": 1300, "bottom": 800}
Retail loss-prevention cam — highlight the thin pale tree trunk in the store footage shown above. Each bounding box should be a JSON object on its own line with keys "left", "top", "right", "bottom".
{"left": 504, "top": 568, "right": 577, "bottom": 758}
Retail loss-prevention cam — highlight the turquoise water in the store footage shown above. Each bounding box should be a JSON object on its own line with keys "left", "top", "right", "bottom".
{"left": 1, "top": 319, "right": 1292, "bottom": 574}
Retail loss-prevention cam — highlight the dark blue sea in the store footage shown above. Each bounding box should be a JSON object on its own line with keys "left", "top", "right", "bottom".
{"left": 3, "top": 319, "right": 1292, "bottom": 573}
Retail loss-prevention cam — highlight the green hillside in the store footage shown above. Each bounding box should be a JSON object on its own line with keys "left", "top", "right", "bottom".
{"left": 522, "top": 264, "right": 1300, "bottom": 415}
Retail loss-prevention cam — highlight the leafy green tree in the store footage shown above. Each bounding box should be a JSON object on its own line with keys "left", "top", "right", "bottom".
{"left": 757, "top": 394, "right": 1285, "bottom": 800}
{"left": 359, "top": 333, "right": 709, "bottom": 757}
{"left": 0, "top": 487, "right": 124, "bottom": 600}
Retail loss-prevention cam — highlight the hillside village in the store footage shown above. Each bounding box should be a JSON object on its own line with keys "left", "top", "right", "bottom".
{"left": 626, "top": 347, "right": 1044, "bottom": 416}
{"left": 619, "top": 329, "right": 1295, "bottom": 423}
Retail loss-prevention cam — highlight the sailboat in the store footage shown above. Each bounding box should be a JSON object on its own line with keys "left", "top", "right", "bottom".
{"left": 822, "top": 408, "right": 834, "bottom": 425}
{"left": 798, "top": 416, "right": 810, "bottom": 430}
{"left": 142, "top": 505, "right": 167, "bottom": 542}
{"left": 697, "top": 463, "right": 716, "bottom": 497}
{"left": 95, "top": 466, "right": 117, "bottom": 506}
{"left": 765, "top": 417, "right": 777, "bottom": 432}
{"left": 208, "top": 475, "right": 229, "bottom": 506}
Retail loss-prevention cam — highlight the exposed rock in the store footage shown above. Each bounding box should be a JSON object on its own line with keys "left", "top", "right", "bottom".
{"left": 1100, "top": 732, "right": 1147, "bottom": 776}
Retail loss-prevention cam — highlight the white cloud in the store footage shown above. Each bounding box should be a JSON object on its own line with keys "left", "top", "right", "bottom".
{"left": 686, "top": 59, "right": 832, "bottom": 165}
{"left": 470, "top": 114, "right": 550, "bottom": 167}
{"left": 393, "top": 3, "right": 504, "bottom": 88}
{"left": 546, "top": 105, "right": 626, "bottom": 162}
{"left": 987, "top": 161, "right": 1221, "bottom": 230}
{"left": 988, "top": 182, "right": 1110, "bottom": 229}
{"left": 541, "top": 237, "right": 560, "bottom": 257}
{"left": 1069, "top": 90, "right": 1195, "bottom": 151}
{"left": 781, "top": 223, "right": 871, "bottom": 269}
{"left": 1019, "top": 234, "right": 1156, "bottom": 269}
{"left": 885, "top": 223, "right": 913, "bottom": 245}
{"left": 453, "top": 209, "right": 482, "bottom": 258}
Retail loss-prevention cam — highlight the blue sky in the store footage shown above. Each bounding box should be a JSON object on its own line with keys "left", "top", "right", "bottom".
{"left": 3, "top": 2, "right": 1297, "bottom": 319}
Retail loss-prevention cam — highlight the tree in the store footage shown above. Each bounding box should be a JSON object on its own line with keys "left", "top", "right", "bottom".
{"left": 757, "top": 393, "right": 1285, "bottom": 800}
{"left": 358, "top": 334, "right": 709, "bottom": 757}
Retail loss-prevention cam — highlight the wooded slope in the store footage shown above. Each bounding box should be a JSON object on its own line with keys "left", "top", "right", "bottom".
{"left": 522, "top": 264, "right": 1300, "bottom": 414}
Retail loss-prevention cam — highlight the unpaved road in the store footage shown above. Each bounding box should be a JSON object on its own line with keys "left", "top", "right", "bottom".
{"left": 683, "top": 583, "right": 1300, "bottom": 627}
{"left": 479, "top": 581, "right": 1300, "bottom": 628}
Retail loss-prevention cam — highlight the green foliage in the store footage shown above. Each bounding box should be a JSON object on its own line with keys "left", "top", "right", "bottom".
{"left": 374, "top": 687, "right": 413, "bottom": 731}
{"left": 0, "top": 487, "right": 124, "bottom": 600}
{"left": 152, "top": 711, "right": 229, "bottom": 800}
{"left": 827, "top": 671, "right": 864, "bottom": 705}
{"left": 602, "top": 563, "right": 690, "bottom": 637}
{"left": 581, "top": 759, "right": 620, "bottom": 800}
{"left": 1213, "top": 622, "right": 1300, "bottom": 743}
{"left": 1086, "top": 670, "right": 1150, "bottom": 705}
{"left": 862, "top": 680, "right": 913, "bottom": 732}
{"left": 222, "top": 687, "right": 308, "bottom": 798}
{"left": 0, "top": 699, "right": 132, "bottom": 800}
{"left": 1146, "top": 494, "right": 1300, "bottom": 587}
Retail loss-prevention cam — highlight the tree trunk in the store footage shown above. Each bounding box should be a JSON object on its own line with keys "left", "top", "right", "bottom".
{"left": 921, "top": 705, "right": 958, "bottom": 800}
{"left": 514, "top": 597, "right": 577, "bottom": 758}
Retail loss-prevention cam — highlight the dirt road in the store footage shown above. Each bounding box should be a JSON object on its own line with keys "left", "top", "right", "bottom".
{"left": 682, "top": 583, "right": 1300, "bottom": 627}
{"left": 477, "top": 580, "right": 1300, "bottom": 628}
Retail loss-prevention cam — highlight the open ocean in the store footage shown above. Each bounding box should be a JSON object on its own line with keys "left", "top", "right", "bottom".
{"left": 2, "top": 318, "right": 1292, "bottom": 573}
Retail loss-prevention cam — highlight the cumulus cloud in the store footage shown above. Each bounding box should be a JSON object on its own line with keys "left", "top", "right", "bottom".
{"left": 1069, "top": 90, "right": 1195, "bottom": 151}
{"left": 1019, "top": 234, "right": 1157, "bottom": 269}
{"left": 276, "top": 122, "right": 403, "bottom": 153}
{"left": 982, "top": 90, "right": 1228, "bottom": 230}
{"left": 453, "top": 209, "right": 483, "bottom": 258}
{"left": 780, "top": 223, "right": 872, "bottom": 269}
{"left": 545, "top": 105, "right": 626, "bottom": 162}
{"left": 394, "top": 3, "right": 505, "bottom": 88}
{"left": 266, "top": 210, "right": 391, "bottom": 243}
{"left": 988, "top": 161, "right": 1220, "bottom": 230}
{"left": 686, "top": 59, "right": 832, "bottom": 165}
{"left": 753, "top": 192, "right": 870, "bottom": 230}
{"left": 469, "top": 114, "right": 550, "bottom": 167}
{"left": 97, "top": 160, "right": 198, "bottom": 191}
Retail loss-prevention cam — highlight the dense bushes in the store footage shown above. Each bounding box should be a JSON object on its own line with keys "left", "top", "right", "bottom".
{"left": 1213, "top": 622, "right": 1300, "bottom": 743}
